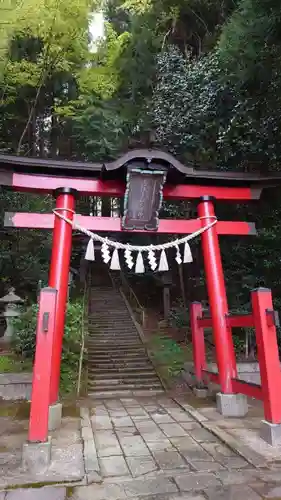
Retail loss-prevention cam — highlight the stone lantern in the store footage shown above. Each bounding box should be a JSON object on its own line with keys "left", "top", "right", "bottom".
{"left": 0, "top": 288, "right": 24, "bottom": 344}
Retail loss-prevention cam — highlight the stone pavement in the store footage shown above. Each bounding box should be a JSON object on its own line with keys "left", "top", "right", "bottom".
{"left": 2, "top": 396, "right": 281, "bottom": 499}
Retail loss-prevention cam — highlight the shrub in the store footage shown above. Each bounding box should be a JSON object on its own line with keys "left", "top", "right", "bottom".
{"left": 12, "top": 299, "right": 84, "bottom": 394}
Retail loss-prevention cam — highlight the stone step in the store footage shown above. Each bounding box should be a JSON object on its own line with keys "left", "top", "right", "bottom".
{"left": 88, "top": 354, "right": 148, "bottom": 361}
{"left": 88, "top": 370, "right": 158, "bottom": 380}
{"left": 88, "top": 320, "right": 133, "bottom": 325}
{"left": 88, "top": 331, "right": 139, "bottom": 337}
{"left": 87, "top": 283, "right": 163, "bottom": 397}
{"left": 88, "top": 388, "right": 164, "bottom": 398}
{"left": 87, "top": 344, "right": 145, "bottom": 350}
{"left": 88, "top": 380, "right": 162, "bottom": 390}
{"left": 88, "top": 365, "right": 155, "bottom": 374}
{"left": 88, "top": 341, "right": 142, "bottom": 347}
{"left": 88, "top": 357, "right": 150, "bottom": 364}
{"left": 88, "top": 325, "right": 137, "bottom": 329}
{"left": 89, "top": 375, "right": 161, "bottom": 386}
{"left": 88, "top": 359, "right": 151, "bottom": 372}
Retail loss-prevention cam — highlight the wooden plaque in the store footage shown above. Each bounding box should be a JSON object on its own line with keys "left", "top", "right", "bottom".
{"left": 122, "top": 168, "right": 167, "bottom": 231}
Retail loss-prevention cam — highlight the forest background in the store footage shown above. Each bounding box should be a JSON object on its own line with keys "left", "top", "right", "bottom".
{"left": 0, "top": 0, "right": 280, "bottom": 316}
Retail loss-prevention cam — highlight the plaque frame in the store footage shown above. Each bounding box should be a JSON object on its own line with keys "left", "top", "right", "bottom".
{"left": 122, "top": 168, "right": 167, "bottom": 231}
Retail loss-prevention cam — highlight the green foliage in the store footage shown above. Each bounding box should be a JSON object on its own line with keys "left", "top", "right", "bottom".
{"left": 0, "top": 191, "right": 52, "bottom": 298}
{"left": 0, "top": 355, "right": 32, "bottom": 373}
{"left": 12, "top": 304, "right": 38, "bottom": 358}
{"left": 12, "top": 299, "right": 84, "bottom": 394}
{"left": 149, "top": 334, "right": 185, "bottom": 377}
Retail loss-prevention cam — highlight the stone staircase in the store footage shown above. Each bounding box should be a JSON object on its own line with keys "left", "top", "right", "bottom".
{"left": 87, "top": 270, "right": 164, "bottom": 398}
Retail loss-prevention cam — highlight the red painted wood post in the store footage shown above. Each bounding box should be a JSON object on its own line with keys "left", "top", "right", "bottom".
{"left": 49, "top": 187, "right": 77, "bottom": 404}
{"left": 190, "top": 302, "right": 206, "bottom": 386}
{"left": 28, "top": 288, "right": 57, "bottom": 442}
{"left": 251, "top": 288, "right": 281, "bottom": 423}
{"left": 198, "top": 196, "right": 237, "bottom": 393}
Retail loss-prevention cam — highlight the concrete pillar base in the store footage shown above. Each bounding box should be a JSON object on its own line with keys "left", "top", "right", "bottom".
{"left": 260, "top": 420, "right": 281, "bottom": 446}
{"left": 22, "top": 437, "right": 52, "bottom": 472}
{"left": 193, "top": 387, "right": 209, "bottom": 398}
{"left": 48, "top": 402, "right": 62, "bottom": 431}
{"left": 216, "top": 393, "right": 248, "bottom": 417}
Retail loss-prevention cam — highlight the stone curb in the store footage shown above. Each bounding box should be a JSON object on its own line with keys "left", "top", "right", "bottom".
{"left": 173, "top": 397, "right": 266, "bottom": 468}
{"left": 80, "top": 407, "right": 102, "bottom": 484}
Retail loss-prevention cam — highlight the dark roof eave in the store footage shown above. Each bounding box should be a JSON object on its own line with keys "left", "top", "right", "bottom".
{"left": 1, "top": 150, "right": 281, "bottom": 186}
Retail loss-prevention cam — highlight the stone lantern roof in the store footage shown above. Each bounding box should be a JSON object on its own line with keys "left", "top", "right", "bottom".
{"left": 0, "top": 287, "right": 24, "bottom": 304}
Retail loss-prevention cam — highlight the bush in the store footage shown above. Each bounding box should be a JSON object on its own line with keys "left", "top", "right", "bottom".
{"left": 12, "top": 299, "right": 84, "bottom": 394}
{"left": 149, "top": 334, "right": 185, "bottom": 377}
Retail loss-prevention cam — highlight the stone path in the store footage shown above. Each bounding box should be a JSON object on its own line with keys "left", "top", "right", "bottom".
{"left": 2, "top": 396, "right": 281, "bottom": 498}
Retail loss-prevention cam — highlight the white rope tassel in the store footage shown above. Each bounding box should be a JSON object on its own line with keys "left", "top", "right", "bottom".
{"left": 175, "top": 245, "right": 182, "bottom": 265}
{"left": 85, "top": 238, "right": 95, "bottom": 261}
{"left": 124, "top": 248, "right": 134, "bottom": 269}
{"left": 110, "top": 248, "right": 121, "bottom": 270}
{"left": 101, "top": 240, "right": 111, "bottom": 264}
{"left": 184, "top": 241, "right": 193, "bottom": 263}
{"left": 158, "top": 249, "right": 169, "bottom": 272}
{"left": 135, "top": 252, "right": 145, "bottom": 273}
{"left": 148, "top": 247, "right": 157, "bottom": 271}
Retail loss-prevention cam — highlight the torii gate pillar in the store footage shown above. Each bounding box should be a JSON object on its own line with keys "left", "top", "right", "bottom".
{"left": 49, "top": 187, "right": 77, "bottom": 404}
{"left": 198, "top": 196, "right": 237, "bottom": 393}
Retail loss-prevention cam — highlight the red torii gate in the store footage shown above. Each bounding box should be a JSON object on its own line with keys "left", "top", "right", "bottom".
{"left": 1, "top": 149, "right": 281, "bottom": 449}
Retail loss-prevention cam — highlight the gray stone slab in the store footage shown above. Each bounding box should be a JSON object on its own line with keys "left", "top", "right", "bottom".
{"left": 159, "top": 423, "right": 187, "bottom": 437}
{"left": 105, "top": 401, "right": 125, "bottom": 410}
{"left": 258, "top": 470, "right": 281, "bottom": 482}
{"left": 167, "top": 410, "right": 194, "bottom": 422}
{"left": 126, "top": 455, "right": 158, "bottom": 477}
{"left": 81, "top": 426, "right": 93, "bottom": 441}
{"left": 180, "top": 422, "right": 202, "bottom": 431}
{"left": 190, "top": 429, "right": 219, "bottom": 443}
{"left": 71, "top": 483, "right": 127, "bottom": 500}
{"left": 174, "top": 472, "right": 220, "bottom": 491}
{"left": 131, "top": 415, "right": 150, "bottom": 422}
{"left": 141, "top": 430, "right": 167, "bottom": 441}
{"left": 91, "top": 404, "right": 108, "bottom": 416}
{"left": 153, "top": 451, "right": 188, "bottom": 470}
{"left": 108, "top": 409, "right": 128, "bottom": 417}
{"left": 95, "top": 431, "right": 122, "bottom": 457}
{"left": 151, "top": 413, "right": 175, "bottom": 424}
{"left": 170, "top": 496, "right": 206, "bottom": 500}
{"left": 217, "top": 456, "right": 250, "bottom": 469}
{"left": 134, "top": 420, "right": 159, "bottom": 432}
{"left": 99, "top": 455, "right": 130, "bottom": 477}
{"left": 112, "top": 416, "right": 133, "bottom": 428}
{"left": 254, "top": 484, "right": 281, "bottom": 498}
{"left": 83, "top": 439, "right": 99, "bottom": 474}
{"left": 145, "top": 439, "right": 174, "bottom": 452}
{"left": 201, "top": 442, "right": 236, "bottom": 459}
{"left": 121, "top": 399, "right": 139, "bottom": 407}
{"left": 6, "top": 487, "right": 66, "bottom": 500}
{"left": 217, "top": 469, "right": 259, "bottom": 485}
{"left": 127, "top": 407, "right": 148, "bottom": 417}
{"left": 182, "top": 448, "right": 215, "bottom": 462}
{"left": 119, "top": 436, "right": 150, "bottom": 456}
{"left": 0, "top": 493, "right": 5, "bottom": 500}
{"left": 92, "top": 416, "right": 113, "bottom": 430}
{"left": 124, "top": 477, "right": 177, "bottom": 496}
{"left": 189, "top": 461, "right": 225, "bottom": 472}
{"left": 115, "top": 427, "right": 138, "bottom": 438}
{"left": 205, "top": 485, "right": 261, "bottom": 500}
{"left": 22, "top": 438, "right": 52, "bottom": 472}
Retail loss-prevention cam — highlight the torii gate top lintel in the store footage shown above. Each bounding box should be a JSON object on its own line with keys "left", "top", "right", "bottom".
{"left": 1, "top": 149, "right": 281, "bottom": 193}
